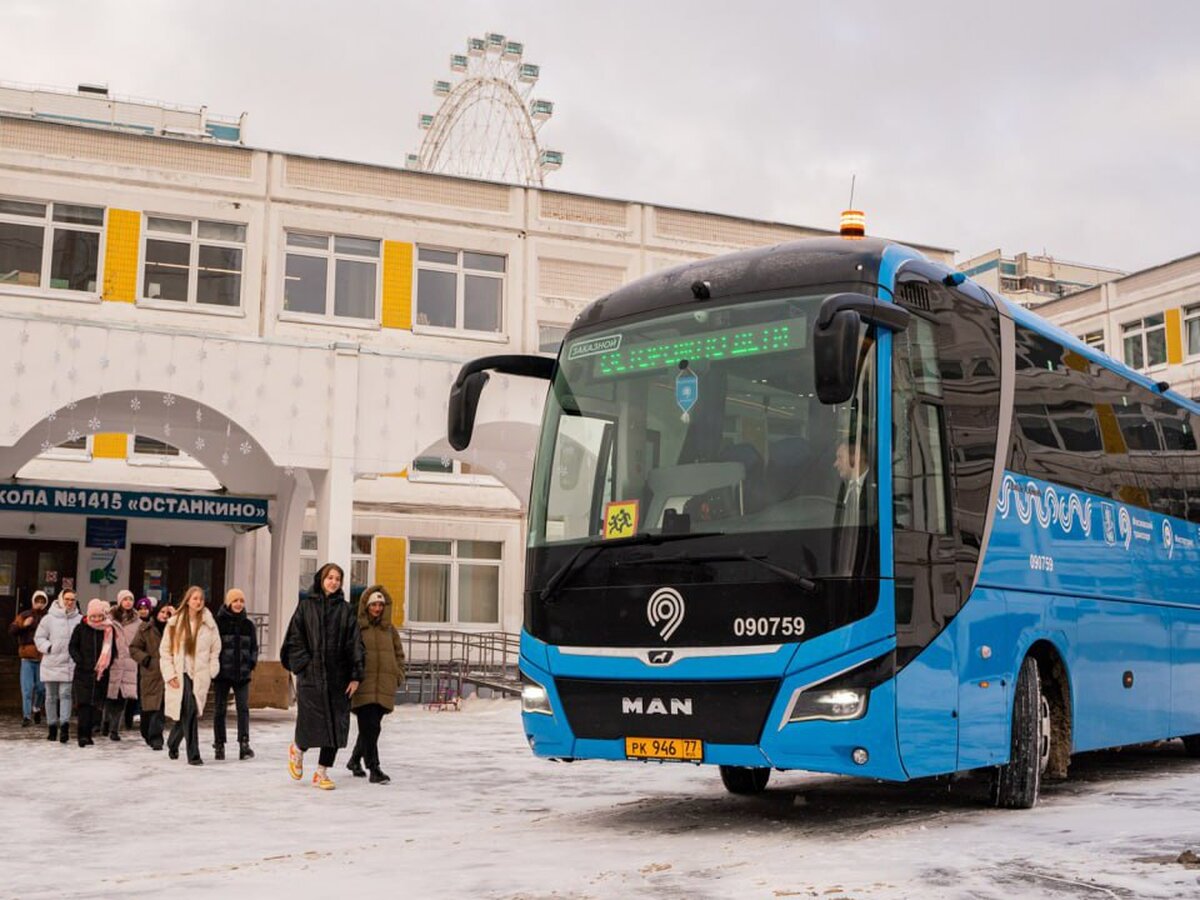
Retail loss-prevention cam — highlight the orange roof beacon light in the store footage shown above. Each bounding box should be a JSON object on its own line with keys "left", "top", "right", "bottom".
{"left": 840, "top": 208, "right": 866, "bottom": 237}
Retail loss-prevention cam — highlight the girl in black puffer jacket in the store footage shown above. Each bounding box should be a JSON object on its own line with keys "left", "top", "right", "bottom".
{"left": 212, "top": 588, "right": 259, "bottom": 760}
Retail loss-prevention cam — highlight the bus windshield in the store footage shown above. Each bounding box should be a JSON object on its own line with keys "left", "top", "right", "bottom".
{"left": 529, "top": 293, "right": 876, "bottom": 552}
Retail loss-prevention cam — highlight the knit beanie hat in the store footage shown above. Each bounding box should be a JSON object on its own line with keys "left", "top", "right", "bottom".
{"left": 116, "top": 589, "right": 135, "bottom": 605}
{"left": 86, "top": 598, "right": 108, "bottom": 618}
{"left": 135, "top": 597, "right": 156, "bottom": 611}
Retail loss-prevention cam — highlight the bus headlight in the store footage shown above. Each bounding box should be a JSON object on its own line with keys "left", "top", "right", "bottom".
{"left": 781, "top": 652, "right": 895, "bottom": 726}
{"left": 521, "top": 676, "right": 554, "bottom": 716}
{"left": 786, "top": 687, "right": 868, "bottom": 723}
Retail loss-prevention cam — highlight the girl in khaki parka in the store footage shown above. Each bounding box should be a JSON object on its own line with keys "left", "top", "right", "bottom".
{"left": 347, "top": 585, "right": 405, "bottom": 784}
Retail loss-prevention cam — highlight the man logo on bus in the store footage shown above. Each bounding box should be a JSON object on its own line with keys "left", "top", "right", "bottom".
{"left": 647, "top": 587, "right": 685, "bottom": 641}
{"left": 1101, "top": 502, "right": 1116, "bottom": 547}
{"left": 1163, "top": 520, "right": 1174, "bottom": 560}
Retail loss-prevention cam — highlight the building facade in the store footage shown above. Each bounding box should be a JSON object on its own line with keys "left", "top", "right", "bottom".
{"left": 958, "top": 248, "right": 1123, "bottom": 308}
{"left": 0, "top": 86, "right": 952, "bottom": 666}
{"left": 1036, "top": 251, "right": 1200, "bottom": 400}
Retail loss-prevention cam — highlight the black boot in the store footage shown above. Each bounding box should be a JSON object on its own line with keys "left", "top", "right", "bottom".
{"left": 59, "top": 724, "right": 69, "bottom": 744}
{"left": 33, "top": 709, "right": 42, "bottom": 725}
{"left": 109, "top": 730, "right": 121, "bottom": 742}
{"left": 369, "top": 767, "right": 391, "bottom": 785}
{"left": 347, "top": 756, "right": 366, "bottom": 778}
{"left": 239, "top": 740, "right": 254, "bottom": 760}
{"left": 47, "top": 724, "right": 58, "bottom": 741}
{"left": 214, "top": 743, "right": 225, "bottom": 761}
{"left": 21, "top": 717, "right": 31, "bottom": 728}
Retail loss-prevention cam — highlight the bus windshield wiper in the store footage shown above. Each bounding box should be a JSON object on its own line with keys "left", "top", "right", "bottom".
{"left": 617, "top": 550, "right": 817, "bottom": 593}
{"left": 539, "top": 531, "right": 724, "bottom": 603}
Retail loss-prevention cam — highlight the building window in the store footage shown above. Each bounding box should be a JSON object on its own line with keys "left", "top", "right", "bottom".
{"left": 1122, "top": 314, "right": 1167, "bottom": 370}
{"left": 408, "top": 538, "right": 501, "bottom": 625}
{"left": 298, "top": 532, "right": 373, "bottom": 595}
{"left": 0, "top": 197, "right": 103, "bottom": 293}
{"left": 142, "top": 217, "right": 245, "bottom": 308}
{"left": 284, "top": 232, "right": 380, "bottom": 321}
{"left": 1186, "top": 306, "right": 1200, "bottom": 358}
{"left": 1080, "top": 330, "right": 1105, "bottom": 353}
{"left": 538, "top": 322, "right": 568, "bottom": 354}
{"left": 415, "top": 247, "right": 505, "bottom": 334}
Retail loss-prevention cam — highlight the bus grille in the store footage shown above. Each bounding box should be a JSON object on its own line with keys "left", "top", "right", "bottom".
{"left": 555, "top": 678, "right": 780, "bottom": 744}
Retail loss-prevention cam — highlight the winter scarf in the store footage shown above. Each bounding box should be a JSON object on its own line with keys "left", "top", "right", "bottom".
{"left": 85, "top": 602, "right": 115, "bottom": 679}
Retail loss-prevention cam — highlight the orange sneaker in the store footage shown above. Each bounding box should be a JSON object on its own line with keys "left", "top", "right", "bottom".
{"left": 312, "top": 771, "right": 335, "bottom": 790}
{"left": 288, "top": 743, "right": 303, "bottom": 781}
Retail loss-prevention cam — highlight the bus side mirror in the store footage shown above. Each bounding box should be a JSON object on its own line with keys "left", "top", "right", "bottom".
{"left": 448, "top": 371, "right": 490, "bottom": 451}
{"left": 814, "top": 310, "right": 861, "bottom": 405}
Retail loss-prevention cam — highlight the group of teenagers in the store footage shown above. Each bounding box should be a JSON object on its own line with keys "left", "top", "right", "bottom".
{"left": 8, "top": 561, "right": 406, "bottom": 790}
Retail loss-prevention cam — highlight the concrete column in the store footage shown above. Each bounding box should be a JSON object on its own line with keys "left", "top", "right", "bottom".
{"left": 312, "top": 341, "right": 361, "bottom": 586}
{"left": 267, "top": 471, "right": 309, "bottom": 659}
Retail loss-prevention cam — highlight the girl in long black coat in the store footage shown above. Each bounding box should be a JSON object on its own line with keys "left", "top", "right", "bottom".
{"left": 282, "top": 563, "right": 364, "bottom": 790}
{"left": 69, "top": 599, "right": 120, "bottom": 747}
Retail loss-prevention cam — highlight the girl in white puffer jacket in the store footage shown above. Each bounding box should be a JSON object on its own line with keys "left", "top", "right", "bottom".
{"left": 34, "top": 591, "right": 81, "bottom": 743}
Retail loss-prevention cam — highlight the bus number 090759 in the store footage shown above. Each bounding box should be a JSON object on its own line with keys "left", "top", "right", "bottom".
{"left": 732, "top": 616, "right": 806, "bottom": 638}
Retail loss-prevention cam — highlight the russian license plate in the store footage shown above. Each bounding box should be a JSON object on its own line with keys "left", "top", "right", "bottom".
{"left": 624, "top": 737, "right": 703, "bottom": 762}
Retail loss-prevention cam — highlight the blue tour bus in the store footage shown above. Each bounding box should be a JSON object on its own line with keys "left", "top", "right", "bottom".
{"left": 447, "top": 234, "right": 1200, "bottom": 808}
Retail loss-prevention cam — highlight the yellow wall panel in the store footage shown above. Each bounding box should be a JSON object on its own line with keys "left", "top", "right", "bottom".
{"left": 101, "top": 209, "right": 140, "bottom": 302}
{"left": 91, "top": 433, "right": 127, "bottom": 459}
{"left": 381, "top": 241, "right": 414, "bottom": 329}
{"left": 375, "top": 536, "right": 408, "bottom": 627}
{"left": 1166, "top": 308, "right": 1183, "bottom": 365}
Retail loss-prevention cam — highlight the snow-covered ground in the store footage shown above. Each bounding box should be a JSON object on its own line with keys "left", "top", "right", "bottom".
{"left": 3, "top": 701, "right": 1199, "bottom": 899}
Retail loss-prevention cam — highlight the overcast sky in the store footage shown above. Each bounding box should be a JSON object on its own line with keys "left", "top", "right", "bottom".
{"left": 6, "top": 0, "right": 1199, "bottom": 272}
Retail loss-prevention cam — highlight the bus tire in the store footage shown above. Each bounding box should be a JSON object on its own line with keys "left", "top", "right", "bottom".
{"left": 719, "top": 765, "right": 771, "bottom": 795}
{"left": 991, "top": 655, "right": 1043, "bottom": 810}
{"left": 1183, "top": 735, "right": 1200, "bottom": 757}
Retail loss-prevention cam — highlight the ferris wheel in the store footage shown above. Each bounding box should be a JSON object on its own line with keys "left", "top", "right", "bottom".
{"left": 408, "top": 33, "right": 563, "bottom": 186}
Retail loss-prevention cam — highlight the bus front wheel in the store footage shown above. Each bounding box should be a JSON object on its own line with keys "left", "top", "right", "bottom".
{"left": 719, "top": 765, "right": 771, "bottom": 795}
{"left": 991, "top": 655, "right": 1044, "bottom": 809}
{"left": 1183, "top": 736, "right": 1200, "bottom": 757}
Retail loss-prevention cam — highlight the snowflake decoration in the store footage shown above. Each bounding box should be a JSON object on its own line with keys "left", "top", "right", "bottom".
{"left": 67, "top": 399, "right": 77, "bottom": 410}
{"left": 98, "top": 357, "right": 109, "bottom": 369}
{"left": 239, "top": 441, "right": 252, "bottom": 455}
{"left": 162, "top": 394, "right": 176, "bottom": 407}
{"left": 67, "top": 428, "right": 81, "bottom": 442}
{"left": 194, "top": 437, "right": 206, "bottom": 451}
{"left": 163, "top": 423, "right": 172, "bottom": 437}
{"left": 40, "top": 440, "right": 51, "bottom": 452}
{"left": 47, "top": 411, "right": 57, "bottom": 422}
{"left": 88, "top": 416, "right": 101, "bottom": 431}
{"left": 221, "top": 451, "right": 230, "bottom": 467}
{"left": 129, "top": 397, "right": 141, "bottom": 411}
{"left": 284, "top": 466, "right": 295, "bottom": 477}
{"left": 195, "top": 408, "right": 203, "bottom": 424}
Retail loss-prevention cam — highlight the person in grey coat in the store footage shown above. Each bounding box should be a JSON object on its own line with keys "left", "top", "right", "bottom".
{"left": 34, "top": 590, "right": 80, "bottom": 743}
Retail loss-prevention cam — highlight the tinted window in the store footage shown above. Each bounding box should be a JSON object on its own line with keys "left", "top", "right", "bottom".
{"left": 1010, "top": 325, "right": 1200, "bottom": 522}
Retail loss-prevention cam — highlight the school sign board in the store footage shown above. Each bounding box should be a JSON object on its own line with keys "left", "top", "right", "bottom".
{"left": 0, "top": 484, "right": 269, "bottom": 526}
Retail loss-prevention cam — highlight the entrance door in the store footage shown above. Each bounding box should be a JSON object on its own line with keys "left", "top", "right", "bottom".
{"left": 0, "top": 538, "right": 79, "bottom": 656}
{"left": 129, "top": 544, "right": 226, "bottom": 612}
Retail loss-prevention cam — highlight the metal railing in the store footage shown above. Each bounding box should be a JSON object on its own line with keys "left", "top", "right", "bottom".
{"left": 248, "top": 613, "right": 270, "bottom": 654}
{"left": 398, "top": 629, "right": 520, "bottom": 706}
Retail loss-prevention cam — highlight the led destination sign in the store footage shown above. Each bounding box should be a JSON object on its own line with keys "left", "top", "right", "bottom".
{"left": 593, "top": 318, "right": 805, "bottom": 377}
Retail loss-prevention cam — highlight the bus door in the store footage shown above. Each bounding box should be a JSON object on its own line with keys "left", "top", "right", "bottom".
{"left": 891, "top": 275, "right": 1003, "bottom": 777}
